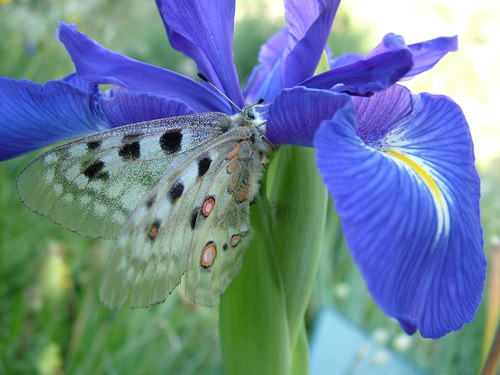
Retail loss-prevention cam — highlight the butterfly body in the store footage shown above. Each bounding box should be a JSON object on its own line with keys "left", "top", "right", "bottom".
{"left": 17, "top": 108, "right": 269, "bottom": 308}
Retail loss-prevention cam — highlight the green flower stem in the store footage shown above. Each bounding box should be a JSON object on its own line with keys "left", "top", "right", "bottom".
{"left": 291, "top": 324, "right": 310, "bottom": 375}
{"left": 220, "top": 146, "right": 328, "bottom": 374}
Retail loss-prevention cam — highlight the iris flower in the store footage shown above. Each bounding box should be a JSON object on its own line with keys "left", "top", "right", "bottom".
{"left": 0, "top": 0, "right": 485, "bottom": 341}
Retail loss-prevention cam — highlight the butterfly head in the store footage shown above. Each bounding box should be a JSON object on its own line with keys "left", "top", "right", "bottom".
{"left": 231, "top": 102, "right": 265, "bottom": 135}
{"left": 239, "top": 98, "right": 266, "bottom": 127}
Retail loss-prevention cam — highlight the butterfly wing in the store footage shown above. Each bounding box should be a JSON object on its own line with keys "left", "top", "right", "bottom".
{"left": 16, "top": 113, "right": 230, "bottom": 239}
{"left": 183, "top": 141, "right": 260, "bottom": 305}
{"left": 100, "top": 128, "right": 263, "bottom": 308}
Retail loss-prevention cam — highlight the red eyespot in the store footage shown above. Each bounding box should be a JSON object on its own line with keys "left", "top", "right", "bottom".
{"left": 230, "top": 235, "right": 241, "bottom": 247}
{"left": 202, "top": 196, "right": 216, "bottom": 217}
{"left": 201, "top": 242, "right": 217, "bottom": 268}
{"left": 148, "top": 220, "right": 161, "bottom": 240}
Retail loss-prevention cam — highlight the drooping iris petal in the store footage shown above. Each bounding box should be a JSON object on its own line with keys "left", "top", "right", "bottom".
{"left": 155, "top": 0, "right": 243, "bottom": 107}
{"left": 314, "top": 88, "right": 485, "bottom": 338}
{"left": 0, "top": 77, "right": 109, "bottom": 160}
{"left": 405, "top": 36, "right": 458, "bottom": 78}
{"left": 352, "top": 85, "right": 412, "bottom": 143}
{"left": 100, "top": 91, "right": 195, "bottom": 127}
{"left": 57, "top": 22, "right": 230, "bottom": 113}
{"left": 266, "top": 86, "right": 350, "bottom": 147}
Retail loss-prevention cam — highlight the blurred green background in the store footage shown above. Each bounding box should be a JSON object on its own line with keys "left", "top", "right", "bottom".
{"left": 1, "top": 0, "right": 499, "bottom": 374}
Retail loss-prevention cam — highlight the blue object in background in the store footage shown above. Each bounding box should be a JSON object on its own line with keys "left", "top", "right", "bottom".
{"left": 310, "top": 308, "right": 430, "bottom": 375}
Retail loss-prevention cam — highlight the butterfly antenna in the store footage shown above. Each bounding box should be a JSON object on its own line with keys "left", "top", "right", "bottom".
{"left": 254, "top": 98, "right": 265, "bottom": 107}
{"left": 255, "top": 99, "right": 270, "bottom": 108}
{"left": 252, "top": 98, "right": 271, "bottom": 109}
{"left": 197, "top": 72, "right": 242, "bottom": 112}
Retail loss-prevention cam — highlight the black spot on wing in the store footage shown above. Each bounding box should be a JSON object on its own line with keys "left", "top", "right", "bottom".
{"left": 168, "top": 180, "right": 184, "bottom": 202}
{"left": 146, "top": 194, "right": 156, "bottom": 209}
{"left": 160, "top": 130, "right": 182, "bottom": 154}
{"left": 86, "top": 140, "right": 101, "bottom": 151}
{"left": 198, "top": 157, "right": 212, "bottom": 177}
{"left": 190, "top": 207, "right": 199, "bottom": 230}
{"left": 83, "top": 160, "right": 109, "bottom": 180}
{"left": 118, "top": 141, "right": 141, "bottom": 160}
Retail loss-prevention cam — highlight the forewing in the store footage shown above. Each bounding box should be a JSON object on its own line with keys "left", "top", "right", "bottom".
{"left": 16, "top": 113, "right": 230, "bottom": 239}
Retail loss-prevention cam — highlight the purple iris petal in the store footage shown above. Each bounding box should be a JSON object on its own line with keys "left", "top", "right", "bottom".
{"left": 100, "top": 90, "right": 195, "bottom": 127}
{"left": 246, "top": 0, "right": 340, "bottom": 102}
{"left": 329, "top": 34, "right": 458, "bottom": 83}
{"left": 282, "top": 0, "right": 340, "bottom": 87}
{"left": 62, "top": 73, "right": 98, "bottom": 93}
{"left": 329, "top": 53, "right": 363, "bottom": 69}
{"left": 353, "top": 84, "right": 412, "bottom": 144}
{"left": 155, "top": 0, "right": 243, "bottom": 108}
{"left": 0, "top": 77, "right": 110, "bottom": 160}
{"left": 266, "top": 86, "right": 350, "bottom": 147}
{"left": 260, "top": 29, "right": 289, "bottom": 69}
{"left": 244, "top": 29, "right": 288, "bottom": 102}
{"left": 57, "top": 22, "right": 230, "bottom": 114}
{"left": 302, "top": 46, "right": 413, "bottom": 96}
{"left": 365, "top": 33, "right": 407, "bottom": 57}
{"left": 314, "top": 89, "right": 485, "bottom": 338}
{"left": 405, "top": 36, "right": 458, "bottom": 78}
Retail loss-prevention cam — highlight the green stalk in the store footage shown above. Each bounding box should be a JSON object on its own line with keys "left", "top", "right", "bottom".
{"left": 220, "top": 146, "right": 328, "bottom": 374}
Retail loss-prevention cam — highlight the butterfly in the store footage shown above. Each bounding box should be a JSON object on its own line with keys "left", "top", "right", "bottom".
{"left": 16, "top": 101, "right": 270, "bottom": 308}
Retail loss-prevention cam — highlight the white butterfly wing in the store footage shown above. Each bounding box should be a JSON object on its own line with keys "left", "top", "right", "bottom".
{"left": 100, "top": 128, "right": 263, "bottom": 308}
{"left": 16, "top": 113, "right": 230, "bottom": 239}
{"left": 183, "top": 150, "right": 255, "bottom": 306}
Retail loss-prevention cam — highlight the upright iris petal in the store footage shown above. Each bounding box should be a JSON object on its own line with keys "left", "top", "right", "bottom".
{"left": 155, "top": 0, "right": 243, "bottom": 107}
{"left": 245, "top": 0, "right": 341, "bottom": 102}
{"left": 314, "top": 86, "right": 486, "bottom": 338}
{"left": 328, "top": 34, "right": 458, "bottom": 80}
{"left": 281, "top": 0, "right": 340, "bottom": 87}
{"left": 404, "top": 36, "right": 458, "bottom": 78}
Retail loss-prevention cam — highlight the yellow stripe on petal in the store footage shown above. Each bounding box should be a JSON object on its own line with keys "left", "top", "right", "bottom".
{"left": 386, "top": 149, "right": 445, "bottom": 206}
{"left": 385, "top": 149, "right": 450, "bottom": 244}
